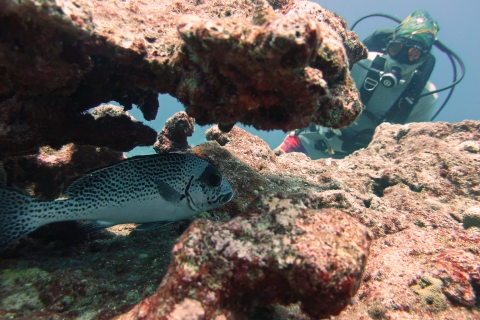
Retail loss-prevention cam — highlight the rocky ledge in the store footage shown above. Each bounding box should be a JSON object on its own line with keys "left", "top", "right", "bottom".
{"left": 0, "top": 0, "right": 365, "bottom": 158}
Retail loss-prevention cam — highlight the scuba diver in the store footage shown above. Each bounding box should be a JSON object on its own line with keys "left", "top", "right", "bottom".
{"left": 278, "top": 10, "right": 465, "bottom": 159}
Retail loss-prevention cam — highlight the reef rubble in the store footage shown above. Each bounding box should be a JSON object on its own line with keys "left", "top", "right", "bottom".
{"left": 0, "top": 0, "right": 365, "bottom": 158}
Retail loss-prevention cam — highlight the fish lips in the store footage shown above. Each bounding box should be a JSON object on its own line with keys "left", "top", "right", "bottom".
{"left": 219, "top": 192, "right": 234, "bottom": 204}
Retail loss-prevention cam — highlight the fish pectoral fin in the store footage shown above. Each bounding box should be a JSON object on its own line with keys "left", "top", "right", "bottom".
{"left": 134, "top": 221, "right": 174, "bottom": 231}
{"left": 80, "top": 220, "right": 117, "bottom": 233}
{"left": 155, "top": 179, "right": 183, "bottom": 204}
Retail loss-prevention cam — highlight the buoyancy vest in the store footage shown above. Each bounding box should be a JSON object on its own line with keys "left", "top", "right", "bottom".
{"left": 340, "top": 52, "right": 435, "bottom": 154}
{"left": 295, "top": 51, "right": 438, "bottom": 160}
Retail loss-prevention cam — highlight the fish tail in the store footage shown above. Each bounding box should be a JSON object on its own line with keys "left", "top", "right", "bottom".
{"left": 0, "top": 188, "right": 56, "bottom": 248}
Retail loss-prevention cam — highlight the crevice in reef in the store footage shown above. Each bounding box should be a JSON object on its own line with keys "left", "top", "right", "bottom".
{"left": 371, "top": 176, "right": 397, "bottom": 197}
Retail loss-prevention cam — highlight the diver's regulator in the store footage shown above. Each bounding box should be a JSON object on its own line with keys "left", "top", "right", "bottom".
{"left": 379, "top": 66, "right": 402, "bottom": 88}
{"left": 361, "top": 61, "right": 404, "bottom": 91}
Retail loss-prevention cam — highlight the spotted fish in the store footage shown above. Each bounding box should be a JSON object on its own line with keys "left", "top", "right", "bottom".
{"left": 0, "top": 153, "right": 233, "bottom": 248}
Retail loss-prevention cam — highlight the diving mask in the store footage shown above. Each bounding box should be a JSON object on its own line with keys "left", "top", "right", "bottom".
{"left": 387, "top": 38, "right": 429, "bottom": 65}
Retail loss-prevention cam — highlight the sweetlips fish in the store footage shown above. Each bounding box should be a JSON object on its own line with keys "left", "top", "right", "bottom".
{"left": 0, "top": 153, "right": 233, "bottom": 248}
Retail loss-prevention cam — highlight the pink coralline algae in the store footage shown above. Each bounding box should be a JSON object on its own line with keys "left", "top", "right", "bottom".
{"left": 117, "top": 204, "right": 372, "bottom": 319}
{"left": 0, "top": 0, "right": 365, "bottom": 157}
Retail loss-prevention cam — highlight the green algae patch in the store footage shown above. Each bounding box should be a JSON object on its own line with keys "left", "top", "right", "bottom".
{"left": 410, "top": 276, "right": 448, "bottom": 311}
{"left": 0, "top": 268, "right": 49, "bottom": 286}
{"left": 0, "top": 268, "right": 49, "bottom": 311}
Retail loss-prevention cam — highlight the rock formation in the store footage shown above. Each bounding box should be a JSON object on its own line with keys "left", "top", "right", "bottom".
{"left": 153, "top": 111, "right": 195, "bottom": 154}
{"left": 203, "top": 121, "right": 480, "bottom": 319}
{"left": 118, "top": 205, "right": 372, "bottom": 319}
{"left": 0, "top": 0, "right": 365, "bottom": 157}
{"left": 1, "top": 0, "right": 478, "bottom": 319}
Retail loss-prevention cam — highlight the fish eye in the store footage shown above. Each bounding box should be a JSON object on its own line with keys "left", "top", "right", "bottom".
{"left": 207, "top": 173, "right": 222, "bottom": 187}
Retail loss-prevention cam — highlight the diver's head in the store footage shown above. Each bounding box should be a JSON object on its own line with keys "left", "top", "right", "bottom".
{"left": 383, "top": 10, "right": 439, "bottom": 82}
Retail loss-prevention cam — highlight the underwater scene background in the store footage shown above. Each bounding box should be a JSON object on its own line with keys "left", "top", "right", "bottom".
{"left": 1, "top": 0, "right": 479, "bottom": 319}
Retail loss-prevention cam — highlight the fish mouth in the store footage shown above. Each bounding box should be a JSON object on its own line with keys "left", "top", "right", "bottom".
{"left": 219, "top": 192, "right": 233, "bottom": 203}
{"left": 187, "top": 194, "right": 200, "bottom": 211}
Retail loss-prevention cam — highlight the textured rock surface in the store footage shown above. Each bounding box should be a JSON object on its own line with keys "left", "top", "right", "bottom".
{"left": 153, "top": 111, "right": 194, "bottom": 154}
{"left": 0, "top": 99, "right": 157, "bottom": 158}
{"left": 0, "top": 225, "right": 186, "bottom": 320}
{"left": 1, "top": 120, "right": 479, "bottom": 319}
{"left": 2, "top": 141, "right": 124, "bottom": 200}
{"left": 0, "top": 0, "right": 365, "bottom": 157}
{"left": 0, "top": 104, "right": 149, "bottom": 198}
{"left": 118, "top": 205, "right": 371, "bottom": 319}
{"left": 206, "top": 121, "right": 480, "bottom": 319}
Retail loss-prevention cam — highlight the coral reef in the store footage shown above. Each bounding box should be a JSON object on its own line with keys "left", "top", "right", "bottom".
{"left": 175, "top": 7, "right": 361, "bottom": 131}
{"left": 202, "top": 121, "right": 480, "bottom": 319}
{"left": 0, "top": 0, "right": 365, "bottom": 157}
{"left": 0, "top": 120, "right": 479, "bottom": 319}
{"left": 0, "top": 226, "right": 184, "bottom": 319}
{"left": 1, "top": 2, "right": 478, "bottom": 318}
{"left": 118, "top": 205, "right": 371, "bottom": 319}
{"left": 0, "top": 91, "right": 157, "bottom": 157}
{"left": 153, "top": 111, "right": 194, "bottom": 154}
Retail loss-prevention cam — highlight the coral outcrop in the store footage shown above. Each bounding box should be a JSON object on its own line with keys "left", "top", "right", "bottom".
{"left": 153, "top": 111, "right": 194, "bottom": 154}
{"left": 202, "top": 121, "right": 480, "bottom": 319}
{"left": 0, "top": 0, "right": 365, "bottom": 157}
{"left": 0, "top": 104, "right": 149, "bottom": 198}
{"left": 2, "top": 142, "right": 124, "bottom": 200}
{"left": 118, "top": 205, "right": 372, "bottom": 319}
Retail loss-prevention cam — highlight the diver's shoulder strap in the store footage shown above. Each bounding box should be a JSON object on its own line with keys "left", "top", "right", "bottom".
{"left": 359, "top": 55, "right": 386, "bottom": 108}
{"left": 313, "top": 53, "right": 435, "bottom": 155}
{"left": 384, "top": 53, "right": 436, "bottom": 124}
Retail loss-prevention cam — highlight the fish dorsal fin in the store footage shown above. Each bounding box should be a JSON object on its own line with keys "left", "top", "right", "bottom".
{"left": 64, "top": 154, "right": 190, "bottom": 198}
{"left": 135, "top": 221, "right": 174, "bottom": 231}
{"left": 155, "top": 179, "right": 183, "bottom": 204}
